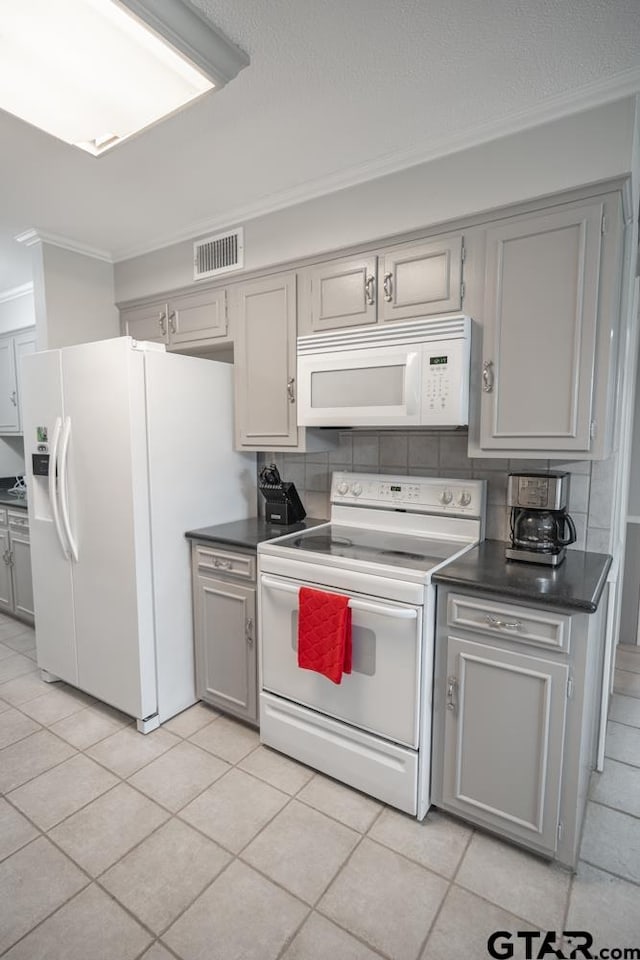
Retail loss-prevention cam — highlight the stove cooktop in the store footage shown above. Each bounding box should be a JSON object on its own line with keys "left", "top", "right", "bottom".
{"left": 283, "top": 523, "right": 465, "bottom": 574}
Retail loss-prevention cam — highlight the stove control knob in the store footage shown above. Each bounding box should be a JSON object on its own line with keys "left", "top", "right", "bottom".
{"left": 336, "top": 481, "right": 349, "bottom": 496}
{"left": 458, "top": 490, "right": 472, "bottom": 507}
{"left": 439, "top": 489, "right": 453, "bottom": 505}
{"left": 352, "top": 482, "right": 363, "bottom": 497}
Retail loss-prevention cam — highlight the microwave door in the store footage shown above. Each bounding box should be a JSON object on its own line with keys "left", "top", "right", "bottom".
{"left": 297, "top": 348, "right": 421, "bottom": 427}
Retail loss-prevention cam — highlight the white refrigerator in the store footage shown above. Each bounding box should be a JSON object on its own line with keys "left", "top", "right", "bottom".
{"left": 21, "top": 336, "right": 256, "bottom": 732}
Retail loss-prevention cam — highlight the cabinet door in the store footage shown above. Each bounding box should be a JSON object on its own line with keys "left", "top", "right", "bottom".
{"left": 194, "top": 574, "right": 257, "bottom": 724}
{"left": 0, "top": 529, "right": 13, "bottom": 612}
{"left": 10, "top": 534, "right": 34, "bottom": 621}
{"left": 379, "top": 236, "right": 463, "bottom": 322}
{"left": 0, "top": 337, "right": 19, "bottom": 433}
{"left": 441, "top": 635, "right": 568, "bottom": 853}
{"left": 233, "top": 273, "right": 298, "bottom": 448}
{"left": 14, "top": 330, "right": 36, "bottom": 434}
{"left": 169, "top": 288, "right": 228, "bottom": 348}
{"left": 120, "top": 300, "right": 168, "bottom": 344}
{"left": 480, "top": 202, "right": 603, "bottom": 451}
{"left": 308, "top": 256, "right": 377, "bottom": 331}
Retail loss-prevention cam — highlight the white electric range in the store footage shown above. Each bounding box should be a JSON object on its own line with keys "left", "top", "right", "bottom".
{"left": 257, "top": 471, "right": 486, "bottom": 818}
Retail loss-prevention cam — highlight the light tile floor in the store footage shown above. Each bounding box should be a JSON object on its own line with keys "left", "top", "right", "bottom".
{"left": 1, "top": 614, "right": 639, "bottom": 960}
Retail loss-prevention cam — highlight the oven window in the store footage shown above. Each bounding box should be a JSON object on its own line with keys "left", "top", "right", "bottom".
{"left": 290, "top": 611, "right": 376, "bottom": 676}
{"left": 310, "top": 364, "right": 405, "bottom": 408}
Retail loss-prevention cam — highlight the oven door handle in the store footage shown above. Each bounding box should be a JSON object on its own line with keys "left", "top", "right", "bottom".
{"left": 261, "top": 576, "right": 418, "bottom": 619}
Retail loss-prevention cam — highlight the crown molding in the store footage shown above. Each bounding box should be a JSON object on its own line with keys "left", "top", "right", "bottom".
{"left": 15, "top": 229, "right": 113, "bottom": 263}
{"left": 112, "top": 70, "right": 640, "bottom": 263}
{"left": 0, "top": 282, "right": 34, "bottom": 304}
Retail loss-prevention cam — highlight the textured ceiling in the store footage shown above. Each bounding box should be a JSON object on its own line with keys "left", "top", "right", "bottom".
{"left": 0, "top": 0, "right": 639, "bottom": 293}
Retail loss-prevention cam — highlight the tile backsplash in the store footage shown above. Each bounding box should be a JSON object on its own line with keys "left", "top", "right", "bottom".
{"left": 258, "top": 430, "right": 613, "bottom": 554}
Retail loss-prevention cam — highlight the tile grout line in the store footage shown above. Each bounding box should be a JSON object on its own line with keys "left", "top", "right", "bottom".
{"left": 415, "top": 826, "right": 476, "bottom": 959}
{"left": 578, "top": 856, "right": 640, "bottom": 889}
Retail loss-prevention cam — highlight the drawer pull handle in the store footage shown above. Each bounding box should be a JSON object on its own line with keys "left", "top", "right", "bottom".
{"left": 246, "top": 617, "right": 254, "bottom": 645}
{"left": 447, "top": 676, "right": 457, "bottom": 710}
{"left": 485, "top": 615, "right": 522, "bottom": 631}
{"left": 214, "top": 558, "right": 232, "bottom": 569}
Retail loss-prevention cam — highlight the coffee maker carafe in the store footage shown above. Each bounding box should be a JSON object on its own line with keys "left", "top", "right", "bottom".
{"left": 506, "top": 472, "right": 577, "bottom": 566}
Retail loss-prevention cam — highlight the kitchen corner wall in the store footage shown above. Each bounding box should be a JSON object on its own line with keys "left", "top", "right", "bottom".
{"left": 258, "top": 431, "right": 614, "bottom": 554}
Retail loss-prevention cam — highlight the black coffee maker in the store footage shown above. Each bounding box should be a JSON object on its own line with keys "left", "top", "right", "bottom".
{"left": 506, "top": 472, "right": 577, "bottom": 566}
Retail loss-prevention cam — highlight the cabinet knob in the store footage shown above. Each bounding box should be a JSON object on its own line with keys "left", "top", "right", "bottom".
{"left": 168, "top": 311, "right": 176, "bottom": 335}
{"left": 246, "top": 617, "right": 254, "bottom": 644}
{"left": 214, "top": 558, "right": 232, "bottom": 569}
{"left": 9, "top": 391, "right": 16, "bottom": 407}
{"left": 287, "top": 378, "right": 295, "bottom": 403}
{"left": 158, "top": 312, "right": 167, "bottom": 336}
{"left": 383, "top": 272, "right": 393, "bottom": 303}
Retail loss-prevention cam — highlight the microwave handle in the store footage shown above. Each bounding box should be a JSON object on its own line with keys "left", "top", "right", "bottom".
{"left": 261, "top": 576, "right": 418, "bottom": 619}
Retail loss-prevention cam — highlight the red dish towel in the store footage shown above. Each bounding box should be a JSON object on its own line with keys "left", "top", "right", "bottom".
{"left": 297, "top": 587, "right": 352, "bottom": 685}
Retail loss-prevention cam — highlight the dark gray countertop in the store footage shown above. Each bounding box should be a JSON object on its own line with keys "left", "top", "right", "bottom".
{"left": 185, "top": 516, "right": 326, "bottom": 550}
{"left": 0, "top": 489, "right": 27, "bottom": 510}
{"left": 432, "top": 539, "right": 612, "bottom": 613}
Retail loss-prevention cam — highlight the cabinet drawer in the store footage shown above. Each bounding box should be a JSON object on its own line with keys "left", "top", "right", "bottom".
{"left": 195, "top": 544, "right": 255, "bottom": 581}
{"left": 447, "top": 593, "right": 570, "bottom": 652}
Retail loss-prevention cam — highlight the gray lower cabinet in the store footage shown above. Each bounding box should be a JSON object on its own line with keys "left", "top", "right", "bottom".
{"left": 432, "top": 587, "right": 606, "bottom": 867}
{"left": 191, "top": 541, "right": 257, "bottom": 725}
{"left": 441, "top": 634, "right": 568, "bottom": 853}
{"left": 479, "top": 193, "right": 622, "bottom": 456}
{"left": 0, "top": 521, "right": 12, "bottom": 612}
{"left": 0, "top": 507, "right": 34, "bottom": 623}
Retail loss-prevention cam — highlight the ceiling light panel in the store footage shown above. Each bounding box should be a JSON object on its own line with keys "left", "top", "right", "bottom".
{"left": 0, "top": 0, "right": 246, "bottom": 155}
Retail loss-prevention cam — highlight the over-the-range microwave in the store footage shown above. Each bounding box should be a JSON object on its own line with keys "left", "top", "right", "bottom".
{"left": 297, "top": 315, "right": 471, "bottom": 428}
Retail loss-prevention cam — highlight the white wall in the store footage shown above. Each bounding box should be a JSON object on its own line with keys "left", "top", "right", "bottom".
{"left": 32, "top": 244, "right": 119, "bottom": 349}
{"left": 114, "top": 97, "right": 637, "bottom": 302}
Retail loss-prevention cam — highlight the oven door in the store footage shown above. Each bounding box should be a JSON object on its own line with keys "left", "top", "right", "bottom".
{"left": 259, "top": 573, "right": 423, "bottom": 747}
{"left": 297, "top": 345, "right": 421, "bottom": 427}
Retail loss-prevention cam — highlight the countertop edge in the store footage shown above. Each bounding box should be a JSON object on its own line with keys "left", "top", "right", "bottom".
{"left": 431, "top": 573, "right": 600, "bottom": 613}
{"left": 432, "top": 542, "right": 613, "bottom": 614}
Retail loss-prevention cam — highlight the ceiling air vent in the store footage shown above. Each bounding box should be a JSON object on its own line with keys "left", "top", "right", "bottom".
{"left": 193, "top": 228, "right": 244, "bottom": 280}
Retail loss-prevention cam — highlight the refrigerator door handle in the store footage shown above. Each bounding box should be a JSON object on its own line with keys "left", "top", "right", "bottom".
{"left": 59, "top": 416, "right": 79, "bottom": 562}
{"left": 49, "top": 417, "right": 69, "bottom": 559}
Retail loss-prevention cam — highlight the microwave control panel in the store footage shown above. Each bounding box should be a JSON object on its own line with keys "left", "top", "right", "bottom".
{"left": 421, "top": 339, "right": 469, "bottom": 425}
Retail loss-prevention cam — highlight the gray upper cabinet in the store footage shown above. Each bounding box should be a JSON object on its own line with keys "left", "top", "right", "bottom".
{"left": 0, "top": 328, "right": 36, "bottom": 435}
{"left": 299, "top": 235, "right": 464, "bottom": 335}
{"left": 121, "top": 288, "right": 229, "bottom": 351}
{"left": 232, "top": 272, "right": 299, "bottom": 449}
{"left": 378, "top": 236, "right": 464, "bottom": 322}
{"left": 308, "top": 256, "right": 377, "bottom": 331}
{"left": 120, "top": 299, "right": 168, "bottom": 344}
{"left": 168, "top": 288, "right": 228, "bottom": 347}
{"left": 479, "top": 198, "right": 620, "bottom": 455}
